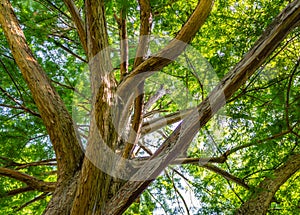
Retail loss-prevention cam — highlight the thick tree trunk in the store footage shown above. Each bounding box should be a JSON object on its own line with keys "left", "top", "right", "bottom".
{"left": 70, "top": 0, "right": 119, "bottom": 214}
{"left": 0, "top": 0, "right": 299, "bottom": 214}
{"left": 0, "top": 1, "right": 83, "bottom": 214}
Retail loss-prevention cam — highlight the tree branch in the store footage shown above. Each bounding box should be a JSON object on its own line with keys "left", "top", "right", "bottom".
{"left": 0, "top": 86, "right": 41, "bottom": 117}
{"left": 4, "top": 186, "right": 35, "bottom": 197}
{"left": 63, "top": 0, "right": 88, "bottom": 54}
{"left": 15, "top": 159, "right": 57, "bottom": 170}
{"left": 116, "top": 0, "right": 214, "bottom": 128}
{"left": 227, "top": 129, "right": 292, "bottom": 157}
{"left": 114, "top": 7, "right": 129, "bottom": 79}
{"left": 142, "top": 108, "right": 194, "bottom": 134}
{"left": 0, "top": 167, "right": 56, "bottom": 192}
{"left": 52, "top": 38, "right": 87, "bottom": 62}
{"left": 104, "top": 1, "right": 300, "bottom": 213}
{"left": 122, "top": 0, "right": 153, "bottom": 159}
{"left": 0, "top": 0, "right": 84, "bottom": 180}
{"left": 15, "top": 192, "right": 50, "bottom": 212}
{"left": 201, "top": 164, "right": 250, "bottom": 190}
{"left": 235, "top": 153, "right": 300, "bottom": 215}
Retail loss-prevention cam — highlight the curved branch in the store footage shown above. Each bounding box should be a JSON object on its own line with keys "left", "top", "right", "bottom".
{"left": 0, "top": 0, "right": 84, "bottom": 180}
{"left": 116, "top": 0, "right": 214, "bottom": 123}
{"left": 0, "top": 167, "right": 56, "bottom": 192}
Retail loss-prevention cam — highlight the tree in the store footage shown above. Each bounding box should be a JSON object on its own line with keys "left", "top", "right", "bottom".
{"left": 0, "top": 0, "right": 299, "bottom": 214}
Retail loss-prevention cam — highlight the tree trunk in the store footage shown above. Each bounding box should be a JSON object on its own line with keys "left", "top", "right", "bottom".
{"left": 0, "top": 0, "right": 299, "bottom": 214}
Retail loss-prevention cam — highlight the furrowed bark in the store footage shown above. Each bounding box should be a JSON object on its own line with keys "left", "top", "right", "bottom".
{"left": 133, "top": 0, "right": 153, "bottom": 68}
{"left": 235, "top": 153, "right": 300, "bottom": 215}
{"left": 0, "top": 0, "right": 83, "bottom": 180}
{"left": 70, "top": 0, "right": 118, "bottom": 214}
{"left": 104, "top": 1, "right": 300, "bottom": 213}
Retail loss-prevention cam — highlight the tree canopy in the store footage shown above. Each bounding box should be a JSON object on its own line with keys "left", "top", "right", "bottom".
{"left": 0, "top": 0, "right": 299, "bottom": 214}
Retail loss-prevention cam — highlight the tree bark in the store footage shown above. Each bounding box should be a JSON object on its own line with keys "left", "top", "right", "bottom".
{"left": 1, "top": 0, "right": 299, "bottom": 214}
{"left": 0, "top": 0, "right": 83, "bottom": 181}
{"left": 70, "top": 0, "right": 119, "bottom": 214}
{"left": 235, "top": 154, "right": 300, "bottom": 215}
{"left": 104, "top": 1, "right": 300, "bottom": 213}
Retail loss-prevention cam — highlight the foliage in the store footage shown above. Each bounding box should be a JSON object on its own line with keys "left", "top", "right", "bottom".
{"left": 0, "top": 0, "right": 299, "bottom": 214}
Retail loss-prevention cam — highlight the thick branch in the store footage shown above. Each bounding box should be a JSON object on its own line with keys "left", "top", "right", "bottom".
{"left": 0, "top": 167, "right": 56, "bottom": 192}
{"left": 0, "top": 0, "right": 84, "bottom": 180}
{"left": 235, "top": 153, "right": 300, "bottom": 215}
{"left": 133, "top": 0, "right": 153, "bottom": 68}
{"left": 116, "top": 0, "right": 213, "bottom": 126}
{"left": 133, "top": 154, "right": 228, "bottom": 166}
{"left": 105, "top": 1, "right": 300, "bottom": 213}
{"left": 114, "top": 8, "right": 129, "bottom": 79}
{"left": 63, "top": 0, "right": 88, "bottom": 54}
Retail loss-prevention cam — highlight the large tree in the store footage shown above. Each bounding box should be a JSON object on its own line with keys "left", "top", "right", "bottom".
{"left": 0, "top": 0, "right": 299, "bottom": 214}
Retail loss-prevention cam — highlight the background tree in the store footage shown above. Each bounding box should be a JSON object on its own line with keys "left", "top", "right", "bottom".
{"left": 0, "top": 0, "right": 299, "bottom": 214}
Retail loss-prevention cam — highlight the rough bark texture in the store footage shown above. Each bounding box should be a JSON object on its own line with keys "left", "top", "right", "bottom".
{"left": 235, "top": 154, "right": 300, "bottom": 215}
{"left": 0, "top": 0, "right": 299, "bottom": 214}
{"left": 70, "top": 0, "right": 118, "bottom": 214}
{"left": 0, "top": 1, "right": 85, "bottom": 214}
{"left": 0, "top": 0, "right": 83, "bottom": 181}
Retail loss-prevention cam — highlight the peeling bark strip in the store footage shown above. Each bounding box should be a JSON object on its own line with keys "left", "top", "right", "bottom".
{"left": 105, "top": 1, "right": 300, "bottom": 214}
{"left": 235, "top": 153, "right": 300, "bottom": 215}
{"left": 0, "top": 0, "right": 83, "bottom": 180}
